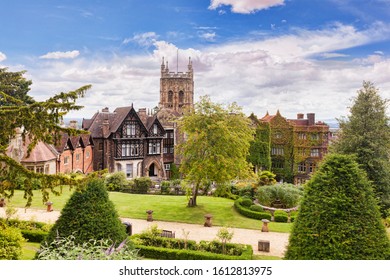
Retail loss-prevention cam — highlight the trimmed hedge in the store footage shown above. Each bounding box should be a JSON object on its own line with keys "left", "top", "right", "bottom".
{"left": 274, "top": 215, "right": 288, "bottom": 223}
{"left": 134, "top": 244, "right": 253, "bottom": 260}
{"left": 21, "top": 229, "right": 48, "bottom": 243}
{"left": 131, "top": 234, "right": 253, "bottom": 260}
{"left": 234, "top": 199, "right": 272, "bottom": 220}
{"left": 249, "top": 205, "right": 263, "bottom": 212}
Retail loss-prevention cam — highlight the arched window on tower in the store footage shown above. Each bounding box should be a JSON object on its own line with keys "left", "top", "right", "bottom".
{"left": 179, "top": 91, "right": 184, "bottom": 107}
{"left": 168, "top": 91, "right": 173, "bottom": 107}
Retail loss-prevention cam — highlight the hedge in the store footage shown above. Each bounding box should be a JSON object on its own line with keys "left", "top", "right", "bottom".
{"left": 134, "top": 244, "right": 253, "bottom": 260}
{"left": 234, "top": 199, "right": 272, "bottom": 220}
{"left": 21, "top": 229, "right": 48, "bottom": 243}
{"left": 274, "top": 215, "right": 288, "bottom": 223}
{"left": 131, "top": 234, "right": 253, "bottom": 260}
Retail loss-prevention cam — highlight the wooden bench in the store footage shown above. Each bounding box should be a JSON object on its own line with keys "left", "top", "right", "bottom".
{"left": 160, "top": 230, "right": 175, "bottom": 238}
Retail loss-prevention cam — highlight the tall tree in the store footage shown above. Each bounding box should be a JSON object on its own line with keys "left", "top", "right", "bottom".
{"left": 177, "top": 96, "right": 255, "bottom": 207}
{"left": 285, "top": 154, "right": 390, "bottom": 260}
{"left": 0, "top": 68, "right": 91, "bottom": 206}
{"left": 332, "top": 81, "right": 390, "bottom": 217}
{"left": 0, "top": 68, "right": 34, "bottom": 106}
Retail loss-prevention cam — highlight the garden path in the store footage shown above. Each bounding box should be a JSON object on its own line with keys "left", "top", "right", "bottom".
{"left": 0, "top": 207, "right": 289, "bottom": 258}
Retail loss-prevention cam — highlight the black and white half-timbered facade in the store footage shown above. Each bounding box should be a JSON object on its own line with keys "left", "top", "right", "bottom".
{"left": 82, "top": 106, "right": 167, "bottom": 180}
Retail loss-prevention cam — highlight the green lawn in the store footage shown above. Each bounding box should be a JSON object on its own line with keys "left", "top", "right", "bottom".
{"left": 7, "top": 188, "right": 292, "bottom": 232}
{"left": 21, "top": 242, "right": 40, "bottom": 260}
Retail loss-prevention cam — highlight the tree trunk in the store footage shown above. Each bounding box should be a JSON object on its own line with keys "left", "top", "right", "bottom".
{"left": 188, "top": 182, "right": 199, "bottom": 207}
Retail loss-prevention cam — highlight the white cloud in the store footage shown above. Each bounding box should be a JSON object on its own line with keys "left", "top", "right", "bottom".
{"left": 0, "top": 52, "right": 6, "bottom": 62}
{"left": 320, "top": 52, "right": 349, "bottom": 59}
{"left": 209, "top": 0, "right": 285, "bottom": 14}
{"left": 123, "top": 32, "right": 159, "bottom": 47}
{"left": 12, "top": 22, "right": 390, "bottom": 123}
{"left": 40, "top": 50, "right": 80, "bottom": 60}
{"left": 199, "top": 32, "right": 217, "bottom": 41}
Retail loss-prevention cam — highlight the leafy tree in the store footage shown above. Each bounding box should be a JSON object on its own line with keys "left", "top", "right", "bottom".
{"left": 0, "top": 67, "right": 91, "bottom": 206}
{"left": 177, "top": 96, "right": 255, "bottom": 206}
{"left": 247, "top": 113, "right": 271, "bottom": 172}
{"left": 0, "top": 67, "right": 34, "bottom": 106}
{"left": 332, "top": 81, "right": 390, "bottom": 217}
{"left": 285, "top": 154, "right": 390, "bottom": 260}
{"left": 44, "top": 178, "right": 127, "bottom": 245}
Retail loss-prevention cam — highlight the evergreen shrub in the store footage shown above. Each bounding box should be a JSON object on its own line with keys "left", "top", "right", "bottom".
{"left": 285, "top": 154, "right": 390, "bottom": 260}
{"left": 104, "top": 171, "right": 128, "bottom": 192}
{"left": 0, "top": 227, "right": 24, "bottom": 260}
{"left": 44, "top": 178, "right": 127, "bottom": 245}
{"left": 132, "top": 177, "right": 153, "bottom": 194}
{"left": 249, "top": 205, "right": 263, "bottom": 212}
{"left": 240, "top": 198, "right": 253, "bottom": 208}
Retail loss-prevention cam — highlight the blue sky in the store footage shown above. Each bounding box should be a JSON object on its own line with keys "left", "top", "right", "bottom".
{"left": 1, "top": 0, "right": 390, "bottom": 121}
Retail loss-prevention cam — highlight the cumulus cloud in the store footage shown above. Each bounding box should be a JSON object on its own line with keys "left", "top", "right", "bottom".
{"left": 209, "top": 0, "right": 285, "bottom": 14}
{"left": 40, "top": 50, "right": 80, "bottom": 60}
{"left": 0, "top": 52, "right": 6, "bottom": 62}
{"left": 17, "top": 22, "right": 390, "bottom": 122}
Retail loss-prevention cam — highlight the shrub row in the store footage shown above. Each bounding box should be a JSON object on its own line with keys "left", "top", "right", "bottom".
{"left": 131, "top": 234, "right": 253, "bottom": 260}
{"left": 234, "top": 199, "right": 272, "bottom": 220}
{"left": 134, "top": 244, "right": 253, "bottom": 260}
{"left": 21, "top": 229, "right": 48, "bottom": 243}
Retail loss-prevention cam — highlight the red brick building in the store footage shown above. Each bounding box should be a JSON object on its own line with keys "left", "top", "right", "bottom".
{"left": 261, "top": 111, "right": 330, "bottom": 184}
{"left": 55, "top": 133, "right": 94, "bottom": 174}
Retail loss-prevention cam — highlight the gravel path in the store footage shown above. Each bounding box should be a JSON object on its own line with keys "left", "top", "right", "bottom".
{"left": 0, "top": 207, "right": 289, "bottom": 258}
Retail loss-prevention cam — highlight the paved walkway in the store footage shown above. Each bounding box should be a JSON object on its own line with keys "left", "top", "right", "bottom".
{"left": 0, "top": 207, "right": 289, "bottom": 258}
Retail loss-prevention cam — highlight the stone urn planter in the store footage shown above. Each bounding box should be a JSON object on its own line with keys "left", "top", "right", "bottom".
{"left": 146, "top": 210, "right": 154, "bottom": 222}
{"left": 261, "top": 219, "right": 270, "bottom": 232}
{"left": 204, "top": 214, "right": 213, "bottom": 227}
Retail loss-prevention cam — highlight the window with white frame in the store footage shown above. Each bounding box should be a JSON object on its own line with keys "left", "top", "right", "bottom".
{"left": 124, "top": 123, "right": 136, "bottom": 137}
{"left": 153, "top": 124, "right": 158, "bottom": 135}
{"left": 164, "top": 164, "right": 171, "bottom": 171}
{"left": 126, "top": 164, "right": 133, "bottom": 178}
{"left": 122, "top": 143, "right": 140, "bottom": 157}
{"left": 310, "top": 148, "right": 320, "bottom": 157}
{"left": 271, "top": 146, "right": 284, "bottom": 156}
{"left": 148, "top": 140, "right": 161, "bottom": 154}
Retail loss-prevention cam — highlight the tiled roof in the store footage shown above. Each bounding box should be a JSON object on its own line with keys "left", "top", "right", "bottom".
{"left": 85, "top": 105, "right": 165, "bottom": 139}
{"left": 22, "top": 142, "right": 58, "bottom": 163}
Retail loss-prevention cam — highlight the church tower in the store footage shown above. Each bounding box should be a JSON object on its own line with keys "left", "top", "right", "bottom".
{"left": 159, "top": 57, "right": 194, "bottom": 113}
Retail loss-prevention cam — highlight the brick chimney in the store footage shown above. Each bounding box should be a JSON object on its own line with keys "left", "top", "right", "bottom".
{"left": 307, "top": 113, "right": 315, "bottom": 126}
{"left": 138, "top": 108, "right": 147, "bottom": 123}
{"left": 102, "top": 107, "right": 110, "bottom": 137}
{"left": 297, "top": 113, "right": 304, "bottom": 119}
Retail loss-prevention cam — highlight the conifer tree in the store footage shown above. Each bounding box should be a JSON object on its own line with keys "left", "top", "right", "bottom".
{"left": 285, "top": 154, "right": 390, "bottom": 260}
{"left": 0, "top": 68, "right": 91, "bottom": 206}
{"left": 44, "top": 178, "right": 127, "bottom": 245}
{"left": 332, "top": 81, "right": 390, "bottom": 217}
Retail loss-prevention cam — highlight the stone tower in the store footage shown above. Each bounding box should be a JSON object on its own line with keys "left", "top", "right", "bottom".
{"left": 159, "top": 57, "right": 194, "bottom": 113}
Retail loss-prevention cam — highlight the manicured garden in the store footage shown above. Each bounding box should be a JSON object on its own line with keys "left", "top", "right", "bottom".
{"left": 7, "top": 188, "right": 292, "bottom": 233}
